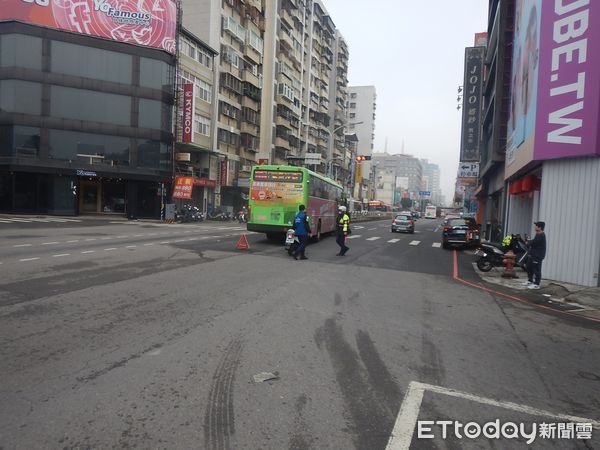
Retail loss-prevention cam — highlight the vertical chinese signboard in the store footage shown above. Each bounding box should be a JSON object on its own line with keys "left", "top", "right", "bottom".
{"left": 182, "top": 83, "right": 194, "bottom": 143}
{"left": 219, "top": 160, "right": 228, "bottom": 186}
{"left": 460, "top": 46, "right": 485, "bottom": 162}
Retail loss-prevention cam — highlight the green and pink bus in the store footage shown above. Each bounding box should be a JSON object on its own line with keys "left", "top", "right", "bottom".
{"left": 247, "top": 165, "right": 343, "bottom": 240}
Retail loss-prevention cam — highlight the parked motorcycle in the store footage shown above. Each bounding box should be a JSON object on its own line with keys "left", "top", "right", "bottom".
{"left": 475, "top": 234, "right": 529, "bottom": 272}
{"left": 237, "top": 210, "right": 248, "bottom": 223}
{"left": 176, "top": 204, "right": 204, "bottom": 223}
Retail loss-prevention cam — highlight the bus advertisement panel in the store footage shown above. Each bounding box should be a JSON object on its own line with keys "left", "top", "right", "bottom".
{"left": 248, "top": 165, "right": 342, "bottom": 239}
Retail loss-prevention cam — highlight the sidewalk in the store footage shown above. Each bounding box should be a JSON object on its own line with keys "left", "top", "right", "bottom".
{"left": 472, "top": 264, "right": 600, "bottom": 321}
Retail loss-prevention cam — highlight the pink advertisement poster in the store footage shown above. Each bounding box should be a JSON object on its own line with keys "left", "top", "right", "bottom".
{"left": 0, "top": 0, "right": 177, "bottom": 54}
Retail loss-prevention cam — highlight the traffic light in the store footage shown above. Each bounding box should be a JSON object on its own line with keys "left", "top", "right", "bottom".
{"left": 355, "top": 155, "right": 372, "bottom": 162}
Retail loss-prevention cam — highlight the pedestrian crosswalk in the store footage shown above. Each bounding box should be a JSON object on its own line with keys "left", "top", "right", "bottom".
{"left": 343, "top": 235, "right": 446, "bottom": 248}
{"left": 0, "top": 216, "right": 81, "bottom": 223}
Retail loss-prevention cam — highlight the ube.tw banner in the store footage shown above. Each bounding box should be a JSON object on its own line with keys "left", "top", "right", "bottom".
{"left": 0, "top": 0, "right": 177, "bottom": 54}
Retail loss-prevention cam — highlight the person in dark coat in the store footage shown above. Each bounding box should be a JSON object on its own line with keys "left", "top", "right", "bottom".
{"left": 524, "top": 221, "right": 547, "bottom": 289}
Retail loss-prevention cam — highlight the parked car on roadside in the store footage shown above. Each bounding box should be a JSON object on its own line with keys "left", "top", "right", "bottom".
{"left": 442, "top": 217, "right": 481, "bottom": 248}
{"left": 391, "top": 213, "right": 415, "bottom": 233}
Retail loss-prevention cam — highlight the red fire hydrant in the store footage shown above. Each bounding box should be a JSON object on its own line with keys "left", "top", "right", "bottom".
{"left": 502, "top": 250, "right": 518, "bottom": 278}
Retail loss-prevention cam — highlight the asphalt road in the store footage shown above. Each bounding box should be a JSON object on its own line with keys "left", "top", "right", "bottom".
{"left": 0, "top": 216, "right": 598, "bottom": 449}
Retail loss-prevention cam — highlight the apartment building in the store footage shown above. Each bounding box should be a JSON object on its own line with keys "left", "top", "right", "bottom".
{"left": 347, "top": 86, "right": 376, "bottom": 199}
{"left": 260, "top": 0, "right": 350, "bottom": 186}
{"left": 372, "top": 153, "right": 422, "bottom": 205}
{"left": 420, "top": 159, "right": 442, "bottom": 206}
{"left": 181, "top": 0, "right": 265, "bottom": 212}
{"left": 175, "top": 29, "right": 219, "bottom": 213}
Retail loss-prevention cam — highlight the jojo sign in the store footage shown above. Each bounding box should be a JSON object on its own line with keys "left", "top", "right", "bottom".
{"left": 0, "top": 0, "right": 177, "bottom": 54}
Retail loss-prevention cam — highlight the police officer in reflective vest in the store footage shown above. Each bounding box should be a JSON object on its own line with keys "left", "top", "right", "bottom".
{"left": 336, "top": 205, "right": 350, "bottom": 256}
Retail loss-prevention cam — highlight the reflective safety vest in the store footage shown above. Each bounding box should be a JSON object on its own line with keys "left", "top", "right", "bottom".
{"left": 338, "top": 213, "right": 350, "bottom": 232}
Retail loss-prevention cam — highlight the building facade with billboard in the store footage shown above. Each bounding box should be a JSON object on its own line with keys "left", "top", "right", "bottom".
{"left": 0, "top": 1, "right": 178, "bottom": 218}
{"left": 501, "top": 0, "right": 600, "bottom": 286}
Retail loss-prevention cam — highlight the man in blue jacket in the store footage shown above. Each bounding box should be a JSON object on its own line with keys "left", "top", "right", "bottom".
{"left": 292, "top": 204, "right": 311, "bottom": 260}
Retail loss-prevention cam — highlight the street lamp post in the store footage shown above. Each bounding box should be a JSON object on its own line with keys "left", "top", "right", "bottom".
{"left": 326, "top": 121, "right": 363, "bottom": 179}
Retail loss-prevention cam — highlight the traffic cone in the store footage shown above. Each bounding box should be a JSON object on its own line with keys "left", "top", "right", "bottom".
{"left": 236, "top": 234, "right": 250, "bottom": 250}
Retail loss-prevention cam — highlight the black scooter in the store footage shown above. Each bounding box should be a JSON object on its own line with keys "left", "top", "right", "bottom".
{"left": 475, "top": 234, "right": 529, "bottom": 272}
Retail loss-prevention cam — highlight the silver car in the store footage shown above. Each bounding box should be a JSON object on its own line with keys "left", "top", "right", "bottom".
{"left": 391, "top": 213, "right": 415, "bottom": 233}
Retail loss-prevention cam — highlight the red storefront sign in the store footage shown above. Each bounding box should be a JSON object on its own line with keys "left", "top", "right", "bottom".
{"left": 172, "top": 176, "right": 193, "bottom": 199}
{"left": 182, "top": 83, "right": 194, "bottom": 143}
{"left": 193, "top": 178, "right": 217, "bottom": 188}
{"left": 219, "top": 160, "right": 228, "bottom": 186}
{"left": 0, "top": 0, "right": 178, "bottom": 54}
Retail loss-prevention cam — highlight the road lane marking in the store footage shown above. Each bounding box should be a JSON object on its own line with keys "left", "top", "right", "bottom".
{"left": 42, "top": 242, "right": 59, "bottom": 245}
{"left": 52, "top": 254, "right": 70, "bottom": 257}
{"left": 19, "top": 257, "right": 40, "bottom": 262}
{"left": 366, "top": 237, "right": 381, "bottom": 241}
{"left": 409, "top": 240, "right": 420, "bottom": 246}
{"left": 13, "top": 244, "right": 32, "bottom": 247}
{"left": 368, "top": 227, "right": 377, "bottom": 231}
{"left": 160, "top": 241, "right": 171, "bottom": 244}
{"left": 386, "top": 381, "right": 600, "bottom": 450}
{"left": 388, "top": 239, "right": 401, "bottom": 243}
{"left": 347, "top": 235, "right": 361, "bottom": 239}
{"left": 100, "top": 237, "right": 111, "bottom": 240}
{"left": 134, "top": 234, "right": 145, "bottom": 237}
{"left": 143, "top": 243, "right": 154, "bottom": 246}
{"left": 85, "top": 238, "right": 97, "bottom": 241}
{"left": 66, "top": 240, "right": 79, "bottom": 243}
{"left": 126, "top": 245, "right": 137, "bottom": 248}
{"left": 117, "top": 236, "right": 129, "bottom": 238}
{"left": 81, "top": 250, "right": 95, "bottom": 254}
{"left": 432, "top": 243, "right": 441, "bottom": 248}
{"left": 104, "top": 248, "right": 117, "bottom": 251}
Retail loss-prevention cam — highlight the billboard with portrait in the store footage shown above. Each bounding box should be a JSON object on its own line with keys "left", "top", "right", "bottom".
{"left": 506, "top": 0, "right": 600, "bottom": 177}
{"left": 0, "top": 0, "right": 177, "bottom": 54}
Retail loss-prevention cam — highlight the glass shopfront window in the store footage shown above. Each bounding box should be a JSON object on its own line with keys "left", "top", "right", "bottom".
{"left": 0, "top": 125, "right": 41, "bottom": 157}
{"left": 137, "top": 139, "right": 160, "bottom": 168}
{"left": 140, "top": 57, "right": 173, "bottom": 91}
{"left": 0, "top": 80, "right": 42, "bottom": 115}
{"left": 50, "top": 85, "right": 131, "bottom": 126}
{"left": 50, "top": 40, "right": 132, "bottom": 84}
{"left": 139, "top": 98, "right": 172, "bottom": 132}
{"left": 0, "top": 34, "right": 42, "bottom": 70}
{"left": 48, "top": 129, "right": 130, "bottom": 165}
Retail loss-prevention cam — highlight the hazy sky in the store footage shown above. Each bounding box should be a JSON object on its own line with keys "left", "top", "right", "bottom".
{"left": 322, "top": 0, "right": 489, "bottom": 203}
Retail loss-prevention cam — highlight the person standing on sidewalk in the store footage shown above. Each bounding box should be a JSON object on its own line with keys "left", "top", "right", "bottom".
{"left": 292, "top": 204, "right": 310, "bottom": 260}
{"left": 524, "top": 221, "right": 546, "bottom": 289}
{"left": 335, "top": 206, "right": 351, "bottom": 256}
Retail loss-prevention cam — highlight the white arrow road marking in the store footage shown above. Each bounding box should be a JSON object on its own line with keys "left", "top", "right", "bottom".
{"left": 409, "top": 240, "right": 420, "bottom": 246}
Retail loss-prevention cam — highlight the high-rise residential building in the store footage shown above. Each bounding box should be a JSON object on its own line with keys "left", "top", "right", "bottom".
{"left": 260, "top": 0, "right": 349, "bottom": 185}
{"left": 182, "top": 0, "right": 349, "bottom": 211}
{"left": 347, "top": 86, "right": 376, "bottom": 199}
{"left": 181, "top": 0, "right": 265, "bottom": 212}
{"left": 175, "top": 29, "right": 218, "bottom": 213}
{"left": 420, "top": 159, "right": 442, "bottom": 206}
